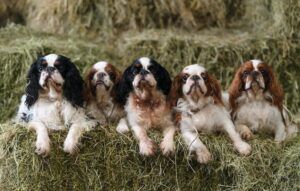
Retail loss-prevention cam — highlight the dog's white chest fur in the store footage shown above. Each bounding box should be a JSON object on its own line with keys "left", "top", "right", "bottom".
{"left": 235, "top": 100, "right": 282, "bottom": 131}
{"left": 126, "top": 94, "right": 171, "bottom": 129}
{"left": 31, "top": 98, "right": 77, "bottom": 130}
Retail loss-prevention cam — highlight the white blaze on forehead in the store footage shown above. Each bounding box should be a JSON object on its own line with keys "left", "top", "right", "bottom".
{"left": 183, "top": 64, "right": 206, "bottom": 74}
{"left": 138, "top": 57, "right": 151, "bottom": 69}
{"left": 44, "top": 54, "right": 58, "bottom": 67}
{"left": 251, "top": 59, "right": 262, "bottom": 71}
{"left": 93, "top": 61, "right": 108, "bottom": 71}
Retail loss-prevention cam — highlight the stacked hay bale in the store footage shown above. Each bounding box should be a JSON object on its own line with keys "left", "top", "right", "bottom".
{"left": 0, "top": 0, "right": 299, "bottom": 190}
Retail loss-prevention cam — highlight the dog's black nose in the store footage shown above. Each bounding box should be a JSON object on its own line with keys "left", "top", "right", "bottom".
{"left": 46, "top": 67, "right": 55, "bottom": 73}
{"left": 97, "top": 72, "right": 106, "bottom": 79}
{"left": 251, "top": 71, "right": 260, "bottom": 78}
{"left": 191, "top": 75, "right": 200, "bottom": 81}
{"left": 140, "top": 69, "right": 149, "bottom": 76}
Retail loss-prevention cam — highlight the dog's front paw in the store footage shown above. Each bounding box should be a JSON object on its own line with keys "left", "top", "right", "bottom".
{"left": 160, "top": 139, "right": 175, "bottom": 156}
{"left": 116, "top": 122, "right": 129, "bottom": 134}
{"left": 63, "top": 138, "right": 79, "bottom": 154}
{"left": 196, "top": 147, "right": 212, "bottom": 164}
{"left": 235, "top": 141, "right": 251, "bottom": 156}
{"left": 35, "top": 139, "right": 50, "bottom": 156}
{"left": 139, "top": 140, "right": 156, "bottom": 156}
{"left": 237, "top": 125, "right": 253, "bottom": 140}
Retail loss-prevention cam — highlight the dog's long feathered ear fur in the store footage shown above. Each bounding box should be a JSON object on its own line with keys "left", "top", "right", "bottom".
{"left": 25, "top": 58, "right": 41, "bottom": 108}
{"left": 151, "top": 60, "right": 172, "bottom": 96}
{"left": 265, "top": 64, "right": 284, "bottom": 110}
{"left": 168, "top": 73, "right": 183, "bottom": 108}
{"left": 114, "top": 66, "right": 133, "bottom": 106}
{"left": 83, "top": 68, "right": 96, "bottom": 104}
{"left": 62, "top": 58, "right": 84, "bottom": 107}
{"left": 228, "top": 67, "right": 243, "bottom": 112}
{"left": 205, "top": 73, "right": 223, "bottom": 105}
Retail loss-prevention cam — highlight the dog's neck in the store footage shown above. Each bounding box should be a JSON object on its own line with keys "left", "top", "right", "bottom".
{"left": 132, "top": 87, "right": 165, "bottom": 109}
{"left": 94, "top": 86, "right": 112, "bottom": 106}
{"left": 40, "top": 81, "right": 63, "bottom": 101}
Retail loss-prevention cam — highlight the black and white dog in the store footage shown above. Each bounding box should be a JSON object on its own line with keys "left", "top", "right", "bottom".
{"left": 16, "top": 54, "right": 95, "bottom": 156}
{"left": 115, "top": 57, "right": 176, "bottom": 156}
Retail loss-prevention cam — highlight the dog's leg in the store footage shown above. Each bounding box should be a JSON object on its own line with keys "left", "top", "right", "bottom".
{"left": 235, "top": 124, "right": 253, "bottom": 140}
{"left": 180, "top": 119, "right": 211, "bottom": 164}
{"left": 160, "top": 124, "right": 176, "bottom": 156}
{"left": 223, "top": 120, "right": 251, "bottom": 155}
{"left": 29, "top": 121, "right": 50, "bottom": 156}
{"left": 63, "top": 124, "right": 84, "bottom": 154}
{"left": 274, "top": 122, "right": 286, "bottom": 143}
{"left": 116, "top": 117, "right": 130, "bottom": 133}
{"left": 132, "top": 125, "right": 155, "bottom": 156}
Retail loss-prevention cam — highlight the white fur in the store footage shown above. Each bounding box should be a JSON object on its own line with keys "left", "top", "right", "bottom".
{"left": 251, "top": 59, "right": 262, "bottom": 71}
{"left": 182, "top": 64, "right": 207, "bottom": 95}
{"left": 177, "top": 98, "right": 251, "bottom": 163}
{"left": 138, "top": 57, "right": 151, "bottom": 70}
{"left": 116, "top": 117, "right": 130, "bottom": 133}
{"left": 176, "top": 65, "right": 251, "bottom": 163}
{"left": 26, "top": 96, "right": 95, "bottom": 155}
{"left": 233, "top": 91, "right": 297, "bottom": 142}
{"left": 183, "top": 64, "right": 206, "bottom": 74}
{"left": 125, "top": 92, "right": 176, "bottom": 156}
{"left": 44, "top": 54, "right": 58, "bottom": 67}
{"left": 93, "top": 61, "right": 108, "bottom": 70}
{"left": 86, "top": 62, "right": 127, "bottom": 126}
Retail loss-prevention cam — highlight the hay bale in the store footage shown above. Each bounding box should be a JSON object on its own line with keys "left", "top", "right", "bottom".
{"left": 1, "top": 121, "right": 300, "bottom": 190}
{"left": 2, "top": 0, "right": 299, "bottom": 38}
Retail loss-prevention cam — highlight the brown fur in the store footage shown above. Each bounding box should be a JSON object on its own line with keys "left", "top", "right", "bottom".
{"left": 168, "top": 71, "right": 223, "bottom": 126}
{"left": 83, "top": 63, "right": 121, "bottom": 104}
{"left": 228, "top": 61, "right": 284, "bottom": 114}
{"left": 204, "top": 73, "right": 223, "bottom": 105}
{"left": 168, "top": 73, "right": 184, "bottom": 108}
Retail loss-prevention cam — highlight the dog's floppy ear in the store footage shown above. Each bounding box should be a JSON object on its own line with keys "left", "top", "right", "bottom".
{"left": 62, "top": 58, "right": 84, "bottom": 107}
{"left": 114, "top": 66, "right": 133, "bottom": 106}
{"left": 228, "top": 66, "right": 244, "bottom": 112}
{"left": 264, "top": 64, "right": 284, "bottom": 110}
{"left": 83, "top": 68, "right": 96, "bottom": 103}
{"left": 25, "top": 58, "right": 42, "bottom": 108}
{"left": 168, "top": 73, "right": 183, "bottom": 108}
{"left": 205, "top": 73, "right": 223, "bottom": 105}
{"left": 151, "top": 59, "right": 172, "bottom": 96}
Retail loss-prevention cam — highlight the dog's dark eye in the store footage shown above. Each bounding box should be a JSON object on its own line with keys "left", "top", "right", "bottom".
{"left": 148, "top": 66, "right": 155, "bottom": 74}
{"left": 109, "top": 72, "right": 116, "bottom": 81}
{"left": 260, "top": 69, "right": 267, "bottom": 76}
{"left": 182, "top": 74, "right": 189, "bottom": 82}
{"left": 243, "top": 71, "right": 250, "bottom": 76}
{"left": 201, "top": 73, "right": 208, "bottom": 81}
{"left": 133, "top": 67, "right": 140, "bottom": 75}
{"left": 38, "top": 65, "right": 45, "bottom": 72}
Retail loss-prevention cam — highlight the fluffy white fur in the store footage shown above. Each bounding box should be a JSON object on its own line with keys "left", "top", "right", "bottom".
{"left": 230, "top": 60, "right": 298, "bottom": 142}
{"left": 175, "top": 64, "right": 251, "bottom": 164}
{"left": 16, "top": 54, "right": 95, "bottom": 156}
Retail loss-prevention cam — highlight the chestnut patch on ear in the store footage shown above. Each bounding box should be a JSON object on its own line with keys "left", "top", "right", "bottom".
{"left": 168, "top": 73, "right": 184, "bottom": 108}
{"left": 105, "top": 63, "right": 121, "bottom": 83}
{"left": 204, "top": 73, "right": 223, "bottom": 105}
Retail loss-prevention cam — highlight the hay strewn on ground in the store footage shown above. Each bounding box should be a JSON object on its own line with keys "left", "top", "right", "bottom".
{"left": 1, "top": 122, "right": 300, "bottom": 190}
{"left": 0, "top": 0, "right": 299, "bottom": 190}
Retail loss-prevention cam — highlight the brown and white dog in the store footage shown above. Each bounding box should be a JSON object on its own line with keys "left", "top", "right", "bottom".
{"left": 84, "top": 61, "right": 128, "bottom": 130}
{"left": 228, "top": 60, "right": 298, "bottom": 142}
{"left": 169, "top": 64, "right": 251, "bottom": 164}
{"left": 115, "top": 57, "right": 176, "bottom": 156}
